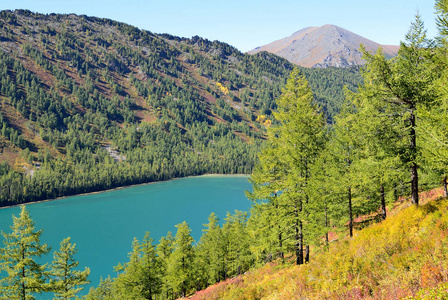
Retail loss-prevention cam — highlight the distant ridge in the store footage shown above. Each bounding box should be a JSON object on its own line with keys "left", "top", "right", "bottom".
{"left": 248, "top": 24, "right": 399, "bottom": 68}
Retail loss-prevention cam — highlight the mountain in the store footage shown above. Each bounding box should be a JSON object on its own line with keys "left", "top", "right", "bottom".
{"left": 248, "top": 24, "right": 399, "bottom": 68}
{"left": 0, "top": 10, "right": 361, "bottom": 206}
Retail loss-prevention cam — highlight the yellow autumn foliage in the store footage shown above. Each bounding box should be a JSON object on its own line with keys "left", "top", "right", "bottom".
{"left": 196, "top": 197, "right": 448, "bottom": 299}
{"left": 216, "top": 82, "right": 229, "bottom": 95}
{"left": 256, "top": 115, "right": 266, "bottom": 123}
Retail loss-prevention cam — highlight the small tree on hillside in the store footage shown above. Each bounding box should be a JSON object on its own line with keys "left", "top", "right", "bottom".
{"left": 49, "top": 237, "right": 90, "bottom": 300}
{"left": 0, "top": 205, "right": 50, "bottom": 300}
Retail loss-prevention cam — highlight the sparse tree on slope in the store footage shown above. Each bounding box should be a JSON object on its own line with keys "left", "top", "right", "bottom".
{"left": 248, "top": 68, "right": 325, "bottom": 264}
{"left": 360, "top": 13, "right": 439, "bottom": 205}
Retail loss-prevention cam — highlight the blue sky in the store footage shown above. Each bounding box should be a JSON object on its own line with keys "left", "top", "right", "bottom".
{"left": 3, "top": 0, "right": 438, "bottom": 52}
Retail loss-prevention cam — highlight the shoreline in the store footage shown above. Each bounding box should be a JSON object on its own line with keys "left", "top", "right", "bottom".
{"left": 0, "top": 173, "right": 250, "bottom": 210}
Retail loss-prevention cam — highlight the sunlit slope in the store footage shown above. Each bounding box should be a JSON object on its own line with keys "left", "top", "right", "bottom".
{"left": 190, "top": 195, "right": 448, "bottom": 299}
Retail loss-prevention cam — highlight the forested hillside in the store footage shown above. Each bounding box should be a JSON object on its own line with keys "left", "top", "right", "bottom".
{"left": 0, "top": 10, "right": 361, "bottom": 206}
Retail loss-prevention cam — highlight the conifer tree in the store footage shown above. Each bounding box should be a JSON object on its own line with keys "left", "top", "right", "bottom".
{"left": 326, "top": 99, "right": 361, "bottom": 238}
{"left": 156, "top": 232, "right": 174, "bottom": 299}
{"left": 166, "top": 222, "right": 195, "bottom": 298}
{"left": 113, "top": 232, "right": 161, "bottom": 299}
{"left": 0, "top": 205, "right": 50, "bottom": 300}
{"left": 419, "top": 0, "right": 448, "bottom": 197}
{"left": 249, "top": 68, "right": 325, "bottom": 264}
{"left": 196, "top": 213, "right": 225, "bottom": 285}
{"left": 83, "top": 277, "right": 114, "bottom": 300}
{"left": 360, "top": 13, "right": 439, "bottom": 205}
{"left": 49, "top": 237, "right": 90, "bottom": 300}
{"left": 248, "top": 142, "right": 288, "bottom": 262}
{"left": 222, "top": 211, "right": 251, "bottom": 277}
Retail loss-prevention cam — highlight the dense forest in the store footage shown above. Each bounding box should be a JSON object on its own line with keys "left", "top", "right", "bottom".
{"left": 0, "top": 10, "right": 362, "bottom": 206}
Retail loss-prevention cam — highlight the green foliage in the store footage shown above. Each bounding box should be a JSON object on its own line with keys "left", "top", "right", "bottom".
{"left": 49, "top": 237, "right": 90, "bottom": 300}
{"left": 113, "top": 232, "right": 161, "bottom": 299}
{"left": 0, "top": 206, "right": 89, "bottom": 300}
{"left": 0, "top": 205, "right": 50, "bottom": 300}
{"left": 358, "top": 13, "right": 440, "bottom": 205}
{"left": 165, "top": 222, "right": 195, "bottom": 298}
{"left": 248, "top": 68, "right": 326, "bottom": 265}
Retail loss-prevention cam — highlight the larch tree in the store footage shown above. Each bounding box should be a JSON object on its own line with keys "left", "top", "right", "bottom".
{"left": 49, "top": 237, "right": 90, "bottom": 300}
{"left": 222, "top": 211, "right": 251, "bottom": 277}
{"left": 345, "top": 87, "right": 404, "bottom": 221}
{"left": 249, "top": 68, "right": 325, "bottom": 265}
{"left": 247, "top": 139, "right": 288, "bottom": 262}
{"left": 326, "top": 98, "right": 362, "bottom": 238}
{"left": 360, "top": 13, "right": 439, "bottom": 205}
{"left": 166, "top": 222, "right": 195, "bottom": 298}
{"left": 113, "top": 232, "right": 161, "bottom": 300}
{"left": 0, "top": 205, "right": 50, "bottom": 300}
{"left": 195, "top": 213, "right": 225, "bottom": 285}
{"left": 418, "top": 0, "right": 448, "bottom": 197}
{"left": 156, "top": 231, "right": 174, "bottom": 300}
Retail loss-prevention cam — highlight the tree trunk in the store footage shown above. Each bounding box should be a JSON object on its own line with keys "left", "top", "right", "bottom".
{"left": 278, "top": 232, "right": 284, "bottom": 259}
{"left": 305, "top": 245, "right": 310, "bottom": 263}
{"left": 325, "top": 204, "right": 329, "bottom": 247}
{"left": 348, "top": 186, "right": 353, "bottom": 238}
{"left": 380, "top": 184, "right": 386, "bottom": 220}
{"left": 295, "top": 203, "right": 303, "bottom": 265}
{"left": 409, "top": 111, "right": 419, "bottom": 205}
{"left": 444, "top": 174, "right": 447, "bottom": 198}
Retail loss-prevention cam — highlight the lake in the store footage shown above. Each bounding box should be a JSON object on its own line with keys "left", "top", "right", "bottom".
{"left": 0, "top": 175, "right": 252, "bottom": 293}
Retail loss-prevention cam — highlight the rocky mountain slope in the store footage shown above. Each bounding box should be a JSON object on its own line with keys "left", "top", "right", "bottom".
{"left": 249, "top": 24, "right": 399, "bottom": 68}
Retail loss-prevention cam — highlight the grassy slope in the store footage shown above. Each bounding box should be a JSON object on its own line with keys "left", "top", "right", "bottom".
{"left": 190, "top": 188, "right": 448, "bottom": 300}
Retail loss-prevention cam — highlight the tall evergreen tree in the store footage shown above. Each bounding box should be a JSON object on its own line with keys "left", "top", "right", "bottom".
{"left": 196, "top": 213, "right": 225, "bottom": 285}
{"left": 360, "top": 13, "right": 439, "bottom": 205}
{"left": 166, "top": 222, "right": 195, "bottom": 298}
{"left": 113, "top": 232, "right": 161, "bottom": 299}
{"left": 156, "top": 232, "right": 174, "bottom": 300}
{"left": 49, "top": 237, "right": 90, "bottom": 300}
{"left": 249, "top": 68, "right": 325, "bottom": 265}
{"left": 0, "top": 205, "right": 50, "bottom": 300}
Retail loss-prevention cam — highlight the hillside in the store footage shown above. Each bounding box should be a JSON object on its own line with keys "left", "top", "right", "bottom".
{"left": 249, "top": 24, "right": 399, "bottom": 68}
{"left": 189, "top": 191, "right": 448, "bottom": 300}
{"left": 0, "top": 10, "right": 361, "bottom": 205}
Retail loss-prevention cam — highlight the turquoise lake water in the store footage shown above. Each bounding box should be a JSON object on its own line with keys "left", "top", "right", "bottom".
{"left": 0, "top": 175, "right": 252, "bottom": 293}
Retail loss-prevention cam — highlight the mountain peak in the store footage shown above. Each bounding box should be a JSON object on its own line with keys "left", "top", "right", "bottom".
{"left": 248, "top": 25, "right": 399, "bottom": 68}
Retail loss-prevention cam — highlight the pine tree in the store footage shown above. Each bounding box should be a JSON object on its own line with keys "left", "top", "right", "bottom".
{"left": 0, "top": 205, "right": 50, "bottom": 300}
{"left": 49, "top": 237, "right": 90, "bottom": 300}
